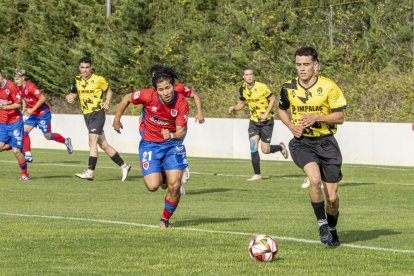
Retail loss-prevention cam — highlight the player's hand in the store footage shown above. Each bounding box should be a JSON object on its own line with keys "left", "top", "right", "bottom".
{"left": 102, "top": 102, "right": 110, "bottom": 111}
{"left": 195, "top": 113, "right": 205, "bottom": 124}
{"left": 0, "top": 105, "right": 4, "bottom": 110}
{"left": 290, "top": 124, "right": 304, "bottom": 138}
{"left": 161, "top": 128, "right": 170, "bottom": 140}
{"left": 299, "top": 114, "right": 317, "bottom": 128}
{"left": 112, "top": 119, "right": 123, "bottom": 134}
{"left": 229, "top": 106, "right": 236, "bottom": 113}
{"left": 258, "top": 114, "right": 267, "bottom": 121}
{"left": 66, "top": 94, "right": 75, "bottom": 103}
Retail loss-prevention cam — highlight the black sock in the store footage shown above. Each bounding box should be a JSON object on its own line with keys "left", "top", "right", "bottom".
{"left": 311, "top": 201, "right": 327, "bottom": 224}
{"left": 251, "top": 151, "right": 260, "bottom": 175}
{"left": 269, "top": 145, "right": 282, "bottom": 153}
{"left": 110, "top": 152, "right": 124, "bottom": 166}
{"left": 88, "top": 156, "right": 98, "bottom": 171}
{"left": 327, "top": 212, "right": 339, "bottom": 228}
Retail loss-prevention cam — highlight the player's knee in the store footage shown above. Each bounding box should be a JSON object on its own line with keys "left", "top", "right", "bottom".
{"left": 261, "top": 147, "right": 270, "bottom": 154}
{"left": 309, "top": 176, "right": 322, "bottom": 187}
{"left": 328, "top": 192, "right": 337, "bottom": 204}
{"left": 44, "top": 133, "right": 51, "bottom": 139}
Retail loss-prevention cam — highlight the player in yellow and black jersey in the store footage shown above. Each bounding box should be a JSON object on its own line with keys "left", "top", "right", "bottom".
{"left": 66, "top": 56, "right": 130, "bottom": 181}
{"left": 278, "top": 47, "right": 346, "bottom": 247}
{"left": 229, "top": 67, "right": 288, "bottom": 181}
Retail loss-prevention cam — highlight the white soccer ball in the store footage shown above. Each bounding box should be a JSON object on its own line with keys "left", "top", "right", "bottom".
{"left": 248, "top": 234, "right": 278, "bottom": 262}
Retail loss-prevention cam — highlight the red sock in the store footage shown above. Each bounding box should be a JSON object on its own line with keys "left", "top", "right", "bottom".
{"left": 23, "top": 133, "right": 31, "bottom": 152}
{"left": 51, "top": 133, "right": 65, "bottom": 144}
{"left": 19, "top": 161, "right": 28, "bottom": 175}
{"left": 162, "top": 197, "right": 179, "bottom": 221}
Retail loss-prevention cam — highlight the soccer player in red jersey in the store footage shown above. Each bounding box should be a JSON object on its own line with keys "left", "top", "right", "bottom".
{"left": 13, "top": 69, "right": 73, "bottom": 162}
{"left": 0, "top": 69, "right": 29, "bottom": 180}
{"left": 113, "top": 67, "right": 189, "bottom": 228}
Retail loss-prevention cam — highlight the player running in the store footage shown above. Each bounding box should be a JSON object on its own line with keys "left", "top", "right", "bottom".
{"left": 66, "top": 56, "right": 130, "bottom": 181}
{"left": 0, "top": 69, "right": 29, "bottom": 180}
{"left": 113, "top": 67, "right": 189, "bottom": 228}
{"left": 13, "top": 68, "right": 73, "bottom": 162}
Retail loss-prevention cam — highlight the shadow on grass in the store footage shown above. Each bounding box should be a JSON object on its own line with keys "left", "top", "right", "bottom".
{"left": 29, "top": 175, "right": 73, "bottom": 180}
{"left": 188, "top": 188, "right": 234, "bottom": 195}
{"left": 340, "top": 229, "right": 402, "bottom": 243}
{"left": 175, "top": 217, "right": 250, "bottom": 227}
{"left": 31, "top": 160, "right": 83, "bottom": 164}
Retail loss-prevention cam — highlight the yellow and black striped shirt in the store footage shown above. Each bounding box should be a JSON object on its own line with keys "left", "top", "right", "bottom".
{"left": 279, "top": 76, "right": 347, "bottom": 137}
{"left": 239, "top": 81, "right": 274, "bottom": 122}
{"left": 70, "top": 74, "right": 108, "bottom": 114}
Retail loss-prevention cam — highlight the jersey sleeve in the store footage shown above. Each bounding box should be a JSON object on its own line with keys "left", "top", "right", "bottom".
{"left": 30, "top": 83, "right": 43, "bottom": 99}
{"left": 278, "top": 86, "right": 290, "bottom": 110}
{"left": 130, "top": 90, "right": 145, "bottom": 105}
{"left": 175, "top": 98, "right": 189, "bottom": 127}
{"left": 175, "top": 83, "right": 192, "bottom": 97}
{"left": 98, "top": 76, "right": 109, "bottom": 92}
{"left": 238, "top": 86, "right": 246, "bottom": 101}
{"left": 69, "top": 79, "right": 78, "bottom": 93}
{"left": 328, "top": 83, "right": 347, "bottom": 112}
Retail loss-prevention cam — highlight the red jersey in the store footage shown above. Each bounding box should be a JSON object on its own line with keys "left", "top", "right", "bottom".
{"left": 17, "top": 81, "right": 50, "bottom": 116}
{"left": 149, "top": 82, "right": 192, "bottom": 98}
{"left": 0, "top": 80, "right": 22, "bottom": 124}
{"left": 131, "top": 88, "right": 189, "bottom": 142}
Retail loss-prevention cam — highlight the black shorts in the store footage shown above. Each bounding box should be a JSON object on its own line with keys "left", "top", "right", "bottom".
{"left": 248, "top": 119, "right": 274, "bottom": 143}
{"left": 289, "top": 135, "right": 343, "bottom": 183}
{"left": 83, "top": 109, "right": 105, "bottom": 135}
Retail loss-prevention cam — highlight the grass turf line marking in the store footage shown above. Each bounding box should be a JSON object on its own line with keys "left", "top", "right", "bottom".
{"left": 1, "top": 212, "right": 413, "bottom": 255}
{"left": 1, "top": 160, "right": 413, "bottom": 185}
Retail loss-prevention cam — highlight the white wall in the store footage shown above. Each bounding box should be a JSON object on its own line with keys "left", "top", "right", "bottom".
{"left": 28, "top": 114, "right": 414, "bottom": 166}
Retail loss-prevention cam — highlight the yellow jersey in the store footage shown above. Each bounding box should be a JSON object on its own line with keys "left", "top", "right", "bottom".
{"left": 279, "top": 76, "right": 347, "bottom": 137}
{"left": 239, "top": 81, "right": 274, "bottom": 122}
{"left": 70, "top": 74, "right": 108, "bottom": 114}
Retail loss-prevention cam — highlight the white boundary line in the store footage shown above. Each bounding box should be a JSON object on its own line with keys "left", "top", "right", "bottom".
{"left": 1, "top": 212, "right": 413, "bottom": 255}
{"left": 1, "top": 160, "right": 414, "bottom": 185}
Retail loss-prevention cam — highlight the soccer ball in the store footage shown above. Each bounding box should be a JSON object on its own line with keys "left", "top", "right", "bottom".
{"left": 248, "top": 234, "right": 278, "bottom": 262}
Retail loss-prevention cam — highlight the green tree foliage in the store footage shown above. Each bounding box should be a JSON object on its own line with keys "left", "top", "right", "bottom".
{"left": 0, "top": 0, "right": 413, "bottom": 121}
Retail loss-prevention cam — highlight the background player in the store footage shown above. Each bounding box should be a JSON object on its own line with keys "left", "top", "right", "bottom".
{"left": 277, "top": 47, "right": 346, "bottom": 246}
{"left": 66, "top": 56, "right": 130, "bottom": 181}
{"left": 14, "top": 68, "right": 73, "bottom": 162}
{"left": 229, "top": 66, "right": 288, "bottom": 181}
{"left": 113, "top": 67, "right": 189, "bottom": 228}
{"left": 0, "top": 69, "right": 29, "bottom": 180}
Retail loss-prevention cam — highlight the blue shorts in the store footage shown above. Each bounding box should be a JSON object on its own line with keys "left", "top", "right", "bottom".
{"left": 139, "top": 139, "right": 188, "bottom": 176}
{"left": 24, "top": 112, "right": 52, "bottom": 133}
{"left": 0, "top": 120, "right": 24, "bottom": 148}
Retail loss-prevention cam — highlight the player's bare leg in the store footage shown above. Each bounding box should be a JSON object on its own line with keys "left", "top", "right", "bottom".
{"left": 98, "top": 134, "right": 131, "bottom": 181}
{"left": 160, "top": 169, "right": 183, "bottom": 228}
{"left": 143, "top": 173, "right": 163, "bottom": 192}
{"left": 304, "top": 162, "right": 333, "bottom": 245}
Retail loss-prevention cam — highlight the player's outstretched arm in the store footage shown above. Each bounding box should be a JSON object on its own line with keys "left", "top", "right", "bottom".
{"left": 229, "top": 101, "right": 246, "bottom": 113}
{"left": 190, "top": 91, "right": 205, "bottom": 124}
{"left": 113, "top": 93, "right": 132, "bottom": 134}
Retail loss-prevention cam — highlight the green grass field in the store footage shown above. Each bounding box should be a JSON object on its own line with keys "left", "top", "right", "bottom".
{"left": 1, "top": 149, "right": 413, "bottom": 275}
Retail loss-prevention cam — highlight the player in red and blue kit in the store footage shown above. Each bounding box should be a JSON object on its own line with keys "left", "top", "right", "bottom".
{"left": 14, "top": 69, "right": 73, "bottom": 162}
{"left": 113, "top": 67, "right": 189, "bottom": 228}
{"left": 0, "top": 70, "right": 29, "bottom": 180}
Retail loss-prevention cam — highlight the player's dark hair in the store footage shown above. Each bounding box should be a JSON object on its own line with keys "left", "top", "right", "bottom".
{"left": 79, "top": 56, "right": 92, "bottom": 65}
{"left": 152, "top": 66, "right": 177, "bottom": 88}
{"left": 149, "top": 64, "right": 165, "bottom": 77}
{"left": 295, "top": 47, "right": 319, "bottom": 62}
{"left": 242, "top": 66, "right": 254, "bottom": 74}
